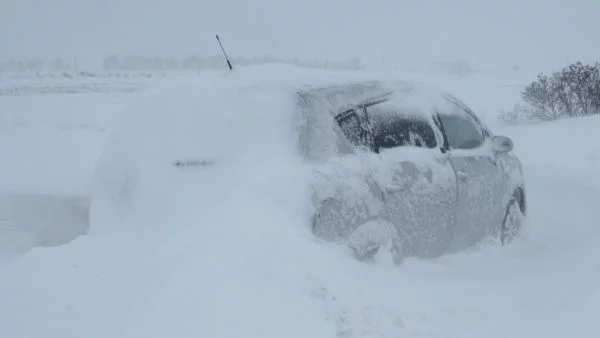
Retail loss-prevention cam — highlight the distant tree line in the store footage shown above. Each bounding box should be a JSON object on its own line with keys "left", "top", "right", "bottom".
{"left": 0, "top": 58, "right": 74, "bottom": 73}
{"left": 500, "top": 62, "right": 600, "bottom": 125}
{"left": 0, "top": 55, "right": 365, "bottom": 74}
{"left": 101, "top": 55, "right": 364, "bottom": 71}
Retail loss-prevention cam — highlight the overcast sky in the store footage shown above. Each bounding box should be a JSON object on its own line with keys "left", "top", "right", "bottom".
{"left": 2, "top": 0, "right": 599, "bottom": 71}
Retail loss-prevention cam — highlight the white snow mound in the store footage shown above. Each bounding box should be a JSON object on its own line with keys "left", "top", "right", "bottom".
{"left": 1, "top": 65, "right": 600, "bottom": 338}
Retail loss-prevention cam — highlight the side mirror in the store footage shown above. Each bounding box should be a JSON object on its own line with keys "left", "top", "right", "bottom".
{"left": 491, "top": 135, "right": 513, "bottom": 153}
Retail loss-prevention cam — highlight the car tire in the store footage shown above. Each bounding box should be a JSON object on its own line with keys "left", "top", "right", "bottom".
{"left": 500, "top": 194, "right": 524, "bottom": 245}
{"left": 347, "top": 219, "right": 401, "bottom": 261}
{"left": 312, "top": 198, "right": 348, "bottom": 241}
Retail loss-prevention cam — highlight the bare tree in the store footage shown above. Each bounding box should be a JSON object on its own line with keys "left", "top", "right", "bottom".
{"left": 521, "top": 73, "right": 562, "bottom": 121}
{"left": 519, "top": 62, "right": 600, "bottom": 123}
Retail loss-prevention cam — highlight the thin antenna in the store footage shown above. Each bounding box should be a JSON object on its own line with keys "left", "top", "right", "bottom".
{"left": 215, "top": 34, "right": 233, "bottom": 71}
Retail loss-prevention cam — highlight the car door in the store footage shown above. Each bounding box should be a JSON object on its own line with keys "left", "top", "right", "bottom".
{"left": 363, "top": 103, "right": 459, "bottom": 258}
{"left": 437, "top": 102, "right": 503, "bottom": 249}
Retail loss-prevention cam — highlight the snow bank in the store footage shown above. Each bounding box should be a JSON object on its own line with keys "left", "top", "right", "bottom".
{"left": 0, "top": 93, "right": 131, "bottom": 194}
{"left": 90, "top": 70, "right": 306, "bottom": 231}
{"left": 0, "top": 92, "right": 138, "bottom": 255}
{"left": 88, "top": 68, "right": 600, "bottom": 338}
{"left": 501, "top": 115, "right": 600, "bottom": 247}
{"left": 1, "top": 65, "right": 600, "bottom": 338}
{"left": 41, "top": 67, "right": 349, "bottom": 338}
{"left": 503, "top": 115, "right": 600, "bottom": 178}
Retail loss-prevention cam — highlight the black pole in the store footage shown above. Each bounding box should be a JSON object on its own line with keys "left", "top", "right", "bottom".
{"left": 216, "top": 34, "right": 233, "bottom": 71}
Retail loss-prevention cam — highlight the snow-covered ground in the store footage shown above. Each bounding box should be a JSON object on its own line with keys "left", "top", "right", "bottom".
{"left": 0, "top": 66, "right": 599, "bottom": 338}
{"left": 0, "top": 72, "right": 162, "bottom": 96}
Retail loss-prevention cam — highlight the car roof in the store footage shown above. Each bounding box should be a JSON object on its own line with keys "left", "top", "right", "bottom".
{"left": 296, "top": 78, "right": 461, "bottom": 122}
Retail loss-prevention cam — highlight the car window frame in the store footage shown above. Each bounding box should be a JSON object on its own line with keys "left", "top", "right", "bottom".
{"left": 444, "top": 96, "right": 492, "bottom": 139}
{"left": 438, "top": 101, "right": 487, "bottom": 151}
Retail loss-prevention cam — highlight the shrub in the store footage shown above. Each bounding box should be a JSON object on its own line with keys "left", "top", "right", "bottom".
{"left": 522, "top": 62, "right": 600, "bottom": 122}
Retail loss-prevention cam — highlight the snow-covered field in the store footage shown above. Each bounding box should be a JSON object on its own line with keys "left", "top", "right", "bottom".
{"left": 0, "top": 66, "right": 599, "bottom": 338}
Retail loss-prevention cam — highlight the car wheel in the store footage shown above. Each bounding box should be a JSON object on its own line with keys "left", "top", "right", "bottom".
{"left": 312, "top": 198, "right": 348, "bottom": 241}
{"left": 500, "top": 196, "right": 524, "bottom": 245}
{"left": 347, "top": 219, "right": 401, "bottom": 261}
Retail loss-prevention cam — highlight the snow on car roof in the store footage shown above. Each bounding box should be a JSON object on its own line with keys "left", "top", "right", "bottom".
{"left": 233, "top": 64, "right": 461, "bottom": 119}
{"left": 97, "top": 64, "right": 466, "bottom": 175}
{"left": 135, "top": 63, "right": 464, "bottom": 119}
{"left": 176, "top": 63, "right": 459, "bottom": 113}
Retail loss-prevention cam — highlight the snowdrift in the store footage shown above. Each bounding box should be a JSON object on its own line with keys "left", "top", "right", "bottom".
{"left": 1, "top": 65, "right": 600, "bottom": 338}
{"left": 0, "top": 93, "right": 132, "bottom": 255}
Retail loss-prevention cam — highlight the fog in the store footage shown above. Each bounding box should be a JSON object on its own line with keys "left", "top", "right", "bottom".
{"left": 2, "top": 0, "right": 599, "bottom": 72}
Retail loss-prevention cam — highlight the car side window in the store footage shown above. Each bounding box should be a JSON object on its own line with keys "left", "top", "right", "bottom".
{"left": 372, "top": 117, "right": 437, "bottom": 151}
{"left": 335, "top": 105, "right": 437, "bottom": 153}
{"left": 438, "top": 114, "right": 484, "bottom": 150}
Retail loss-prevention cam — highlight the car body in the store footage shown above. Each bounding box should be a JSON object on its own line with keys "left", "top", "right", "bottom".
{"left": 93, "top": 66, "right": 526, "bottom": 262}
{"left": 295, "top": 80, "right": 526, "bottom": 260}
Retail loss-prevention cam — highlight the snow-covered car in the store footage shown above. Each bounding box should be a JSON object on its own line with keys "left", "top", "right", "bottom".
{"left": 92, "top": 67, "right": 526, "bottom": 262}
{"left": 300, "top": 81, "right": 526, "bottom": 260}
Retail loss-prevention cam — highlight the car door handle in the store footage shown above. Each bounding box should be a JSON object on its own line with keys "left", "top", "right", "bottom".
{"left": 456, "top": 170, "right": 468, "bottom": 181}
